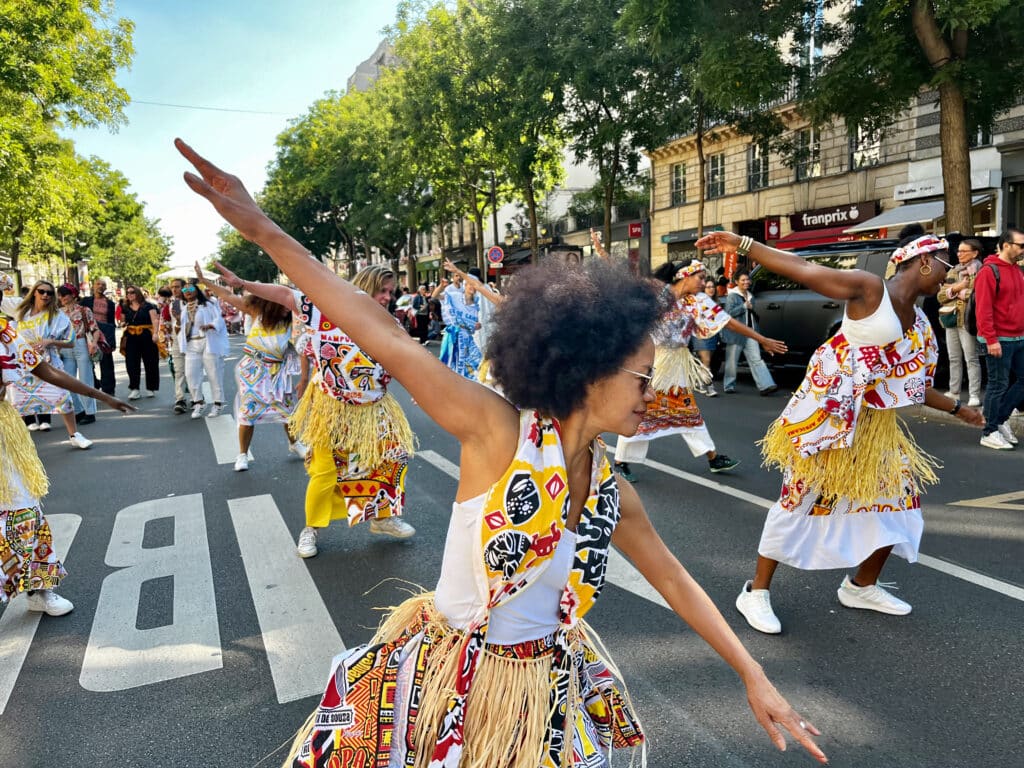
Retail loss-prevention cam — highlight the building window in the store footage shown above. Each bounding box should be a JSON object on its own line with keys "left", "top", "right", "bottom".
{"left": 969, "top": 126, "right": 992, "bottom": 148}
{"left": 795, "top": 129, "right": 821, "bottom": 181}
{"left": 706, "top": 153, "right": 725, "bottom": 199}
{"left": 747, "top": 144, "right": 769, "bottom": 191}
{"left": 849, "top": 125, "right": 880, "bottom": 170}
{"left": 670, "top": 162, "right": 686, "bottom": 206}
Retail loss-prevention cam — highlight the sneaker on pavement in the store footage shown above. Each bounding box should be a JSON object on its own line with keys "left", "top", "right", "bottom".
{"left": 234, "top": 453, "right": 249, "bottom": 472}
{"left": 289, "top": 441, "right": 309, "bottom": 460}
{"left": 173, "top": 400, "right": 187, "bottom": 414}
{"left": 759, "top": 385, "right": 779, "bottom": 396}
{"left": 998, "top": 421, "right": 1019, "bottom": 445}
{"left": 296, "top": 526, "right": 318, "bottom": 558}
{"left": 836, "top": 575, "right": 911, "bottom": 615}
{"left": 708, "top": 454, "right": 739, "bottom": 473}
{"left": 78, "top": 413, "right": 96, "bottom": 425}
{"left": 614, "top": 461, "right": 637, "bottom": 483}
{"left": 127, "top": 389, "right": 141, "bottom": 400}
{"left": 980, "top": 431, "right": 1014, "bottom": 450}
{"left": 704, "top": 384, "right": 718, "bottom": 397}
{"left": 369, "top": 517, "right": 416, "bottom": 539}
{"left": 191, "top": 402, "right": 205, "bottom": 420}
{"left": 723, "top": 387, "right": 736, "bottom": 394}
{"left": 207, "top": 402, "right": 224, "bottom": 418}
{"left": 68, "top": 432, "right": 92, "bottom": 450}
{"left": 967, "top": 397, "right": 982, "bottom": 408}
{"left": 145, "top": 390, "right": 156, "bottom": 398}
{"left": 736, "top": 580, "right": 781, "bottom": 634}
{"left": 37, "top": 421, "right": 51, "bottom": 432}
{"left": 27, "top": 422, "right": 39, "bottom": 431}
{"left": 25, "top": 590, "right": 74, "bottom": 616}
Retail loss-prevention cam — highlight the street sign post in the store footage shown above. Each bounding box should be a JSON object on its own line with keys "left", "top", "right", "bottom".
{"left": 486, "top": 245, "right": 504, "bottom": 269}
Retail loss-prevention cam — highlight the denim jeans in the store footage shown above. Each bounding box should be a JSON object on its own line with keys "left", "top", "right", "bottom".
{"left": 59, "top": 338, "right": 96, "bottom": 415}
{"left": 982, "top": 338, "right": 1024, "bottom": 435}
{"left": 945, "top": 325, "right": 982, "bottom": 401}
{"left": 724, "top": 337, "right": 777, "bottom": 392}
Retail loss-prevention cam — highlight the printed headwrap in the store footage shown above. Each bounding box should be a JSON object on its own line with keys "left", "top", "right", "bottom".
{"left": 673, "top": 260, "right": 707, "bottom": 281}
{"left": 889, "top": 235, "right": 948, "bottom": 266}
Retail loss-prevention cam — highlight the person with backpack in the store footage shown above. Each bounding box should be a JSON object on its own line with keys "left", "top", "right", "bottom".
{"left": 975, "top": 227, "right": 1024, "bottom": 450}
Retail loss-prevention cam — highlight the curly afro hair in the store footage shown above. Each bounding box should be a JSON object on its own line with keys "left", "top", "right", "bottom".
{"left": 487, "top": 259, "right": 661, "bottom": 419}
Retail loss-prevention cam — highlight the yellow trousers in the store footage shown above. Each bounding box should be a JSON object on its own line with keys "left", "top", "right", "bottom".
{"left": 304, "top": 447, "right": 351, "bottom": 528}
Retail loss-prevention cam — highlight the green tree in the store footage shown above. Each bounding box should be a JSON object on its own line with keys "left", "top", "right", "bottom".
{"left": 799, "top": 0, "right": 1024, "bottom": 234}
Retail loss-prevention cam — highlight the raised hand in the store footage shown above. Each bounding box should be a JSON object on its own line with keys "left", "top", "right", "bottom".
{"left": 212, "top": 260, "right": 245, "bottom": 290}
{"left": 590, "top": 228, "right": 609, "bottom": 259}
{"left": 695, "top": 231, "right": 741, "bottom": 255}
{"left": 193, "top": 261, "right": 209, "bottom": 284}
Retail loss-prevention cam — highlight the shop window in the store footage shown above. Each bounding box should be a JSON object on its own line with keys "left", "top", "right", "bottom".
{"left": 795, "top": 129, "right": 821, "bottom": 181}
{"left": 849, "top": 125, "right": 880, "bottom": 169}
{"left": 968, "top": 126, "right": 992, "bottom": 148}
{"left": 747, "top": 144, "right": 769, "bottom": 191}
{"left": 670, "top": 162, "right": 686, "bottom": 206}
{"left": 706, "top": 153, "right": 726, "bottom": 199}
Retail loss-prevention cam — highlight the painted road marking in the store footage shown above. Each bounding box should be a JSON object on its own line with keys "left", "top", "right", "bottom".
{"left": 0, "top": 514, "right": 81, "bottom": 715}
{"left": 950, "top": 490, "right": 1024, "bottom": 511}
{"left": 202, "top": 381, "right": 251, "bottom": 464}
{"left": 604, "top": 439, "right": 1024, "bottom": 605}
{"left": 416, "top": 450, "right": 668, "bottom": 609}
{"left": 80, "top": 495, "right": 222, "bottom": 692}
{"left": 229, "top": 495, "right": 344, "bottom": 703}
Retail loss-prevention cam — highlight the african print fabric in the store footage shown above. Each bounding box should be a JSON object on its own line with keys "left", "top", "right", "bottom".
{"left": 292, "top": 411, "right": 643, "bottom": 768}
{"left": 233, "top": 320, "right": 297, "bottom": 426}
{"left": 0, "top": 505, "right": 66, "bottom": 602}
{"left": 757, "top": 308, "right": 939, "bottom": 570}
{"left": 439, "top": 287, "right": 482, "bottom": 380}
{"left": 10, "top": 310, "right": 74, "bottom": 416}
{"left": 1, "top": 319, "right": 48, "bottom": 508}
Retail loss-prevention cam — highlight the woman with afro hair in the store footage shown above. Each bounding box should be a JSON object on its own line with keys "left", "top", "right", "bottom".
{"left": 177, "top": 139, "right": 827, "bottom": 768}
{"left": 696, "top": 230, "right": 982, "bottom": 636}
{"left": 612, "top": 257, "right": 787, "bottom": 482}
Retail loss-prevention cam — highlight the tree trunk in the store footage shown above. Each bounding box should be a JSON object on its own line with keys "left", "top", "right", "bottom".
{"left": 526, "top": 179, "right": 540, "bottom": 265}
{"left": 695, "top": 96, "right": 706, "bottom": 242}
{"left": 474, "top": 210, "right": 486, "bottom": 273}
{"left": 9, "top": 222, "right": 24, "bottom": 270}
{"left": 911, "top": 1, "right": 973, "bottom": 234}
{"left": 407, "top": 228, "right": 417, "bottom": 290}
{"left": 603, "top": 148, "right": 617, "bottom": 255}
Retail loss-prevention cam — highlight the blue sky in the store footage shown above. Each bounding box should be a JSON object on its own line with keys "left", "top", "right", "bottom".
{"left": 67, "top": 0, "right": 401, "bottom": 268}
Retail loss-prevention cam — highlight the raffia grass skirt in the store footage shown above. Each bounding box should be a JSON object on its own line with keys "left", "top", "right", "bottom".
{"left": 760, "top": 407, "right": 940, "bottom": 509}
{"left": 286, "top": 593, "right": 636, "bottom": 768}
{"left": 0, "top": 400, "right": 48, "bottom": 507}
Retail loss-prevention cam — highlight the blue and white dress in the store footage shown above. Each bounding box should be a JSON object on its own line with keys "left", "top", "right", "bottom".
{"left": 439, "top": 285, "right": 482, "bottom": 379}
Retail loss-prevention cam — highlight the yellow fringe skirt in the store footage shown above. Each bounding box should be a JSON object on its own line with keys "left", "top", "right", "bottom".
{"left": 761, "top": 407, "right": 939, "bottom": 509}
{"left": 0, "top": 399, "right": 49, "bottom": 507}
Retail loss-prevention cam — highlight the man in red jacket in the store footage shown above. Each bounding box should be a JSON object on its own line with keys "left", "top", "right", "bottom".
{"left": 976, "top": 227, "right": 1024, "bottom": 449}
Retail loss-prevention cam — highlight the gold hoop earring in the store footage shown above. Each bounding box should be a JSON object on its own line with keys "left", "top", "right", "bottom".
{"left": 919, "top": 263, "right": 932, "bottom": 277}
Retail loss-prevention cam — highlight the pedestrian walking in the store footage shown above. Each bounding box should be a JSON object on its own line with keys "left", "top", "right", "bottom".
{"left": 435, "top": 270, "right": 482, "bottom": 379}
{"left": 56, "top": 283, "right": 102, "bottom": 425}
{"left": 177, "top": 138, "right": 828, "bottom": 768}
{"left": 722, "top": 272, "right": 779, "bottom": 395}
{"left": 122, "top": 286, "right": 161, "bottom": 400}
{"left": 160, "top": 279, "right": 189, "bottom": 413}
{"left": 691, "top": 277, "right": 722, "bottom": 396}
{"left": 937, "top": 238, "right": 983, "bottom": 407}
{"left": 974, "top": 227, "right": 1024, "bottom": 450}
{"left": 175, "top": 282, "right": 228, "bottom": 418}
{"left": 79, "top": 279, "right": 116, "bottom": 395}
{"left": 193, "top": 264, "right": 306, "bottom": 471}
{"left": 695, "top": 231, "right": 984, "bottom": 635}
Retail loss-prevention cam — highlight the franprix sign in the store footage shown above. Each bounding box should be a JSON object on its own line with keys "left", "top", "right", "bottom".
{"left": 788, "top": 201, "right": 879, "bottom": 232}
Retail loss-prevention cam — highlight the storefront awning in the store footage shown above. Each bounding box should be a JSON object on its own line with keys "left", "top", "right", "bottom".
{"left": 774, "top": 226, "right": 858, "bottom": 250}
{"left": 844, "top": 195, "right": 990, "bottom": 234}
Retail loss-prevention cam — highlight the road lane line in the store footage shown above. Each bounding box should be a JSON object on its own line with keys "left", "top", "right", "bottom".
{"left": 0, "top": 514, "right": 81, "bottom": 715}
{"left": 604, "top": 439, "right": 1024, "bottom": 604}
{"left": 201, "top": 381, "right": 251, "bottom": 464}
{"left": 80, "top": 495, "right": 222, "bottom": 692}
{"left": 416, "top": 450, "right": 667, "bottom": 609}
{"left": 229, "top": 495, "right": 345, "bottom": 703}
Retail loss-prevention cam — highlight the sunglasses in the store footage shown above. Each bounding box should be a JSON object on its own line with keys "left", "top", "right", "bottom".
{"left": 36, "top": 289, "right": 54, "bottom": 296}
{"left": 931, "top": 255, "right": 955, "bottom": 271}
{"left": 182, "top": 287, "right": 197, "bottom": 293}
{"left": 620, "top": 366, "right": 655, "bottom": 395}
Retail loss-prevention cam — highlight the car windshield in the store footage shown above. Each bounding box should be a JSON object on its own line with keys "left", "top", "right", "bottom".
{"left": 753, "top": 250, "right": 888, "bottom": 291}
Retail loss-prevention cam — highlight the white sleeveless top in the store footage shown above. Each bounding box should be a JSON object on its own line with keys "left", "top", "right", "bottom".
{"left": 434, "top": 492, "right": 576, "bottom": 646}
{"left": 840, "top": 285, "right": 903, "bottom": 347}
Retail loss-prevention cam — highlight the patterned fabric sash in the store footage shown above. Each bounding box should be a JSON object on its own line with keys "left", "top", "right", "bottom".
{"left": 242, "top": 343, "right": 285, "bottom": 366}
{"left": 430, "top": 410, "right": 621, "bottom": 768}
{"left": 652, "top": 289, "right": 728, "bottom": 349}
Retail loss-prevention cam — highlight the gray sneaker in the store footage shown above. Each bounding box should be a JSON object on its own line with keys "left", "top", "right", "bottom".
{"left": 296, "top": 526, "right": 318, "bottom": 558}
{"left": 369, "top": 517, "right": 416, "bottom": 539}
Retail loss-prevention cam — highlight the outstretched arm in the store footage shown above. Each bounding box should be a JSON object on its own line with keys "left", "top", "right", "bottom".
{"left": 33, "top": 361, "right": 134, "bottom": 414}
{"left": 723, "top": 317, "right": 788, "bottom": 355}
{"left": 176, "top": 139, "right": 515, "bottom": 448}
{"left": 590, "top": 228, "right": 610, "bottom": 260}
{"left": 194, "top": 262, "right": 251, "bottom": 314}
{"left": 612, "top": 480, "right": 827, "bottom": 763}
{"left": 697, "top": 231, "right": 882, "bottom": 316}
{"left": 443, "top": 259, "right": 502, "bottom": 305}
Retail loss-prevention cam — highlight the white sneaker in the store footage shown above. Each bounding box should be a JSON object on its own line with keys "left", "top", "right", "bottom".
{"left": 967, "top": 397, "right": 982, "bottom": 407}
{"left": 943, "top": 391, "right": 956, "bottom": 399}
{"left": 837, "top": 575, "right": 911, "bottom": 615}
{"left": 25, "top": 590, "right": 74, "bottom": 616}
{"left": 296, "top": 526, "right": 318, "bottom": 558}
{"left": 37, "top": 421, "right": 51, "bottom": 432}
{"left": 289, "top": 441, "right": 308, "bottom": 460}
{"left": 145, "top": 390, "right": 156, "bottom": 398}
{"left": 234, "top": 453, "right": 249, "bottom": 472}
{"left": 998, "top": 421, "right": 1019, "bottom": 445}
{"left": 191, "top": 402, "right": 205, "bottom": 420}
{"left": 27, "top": 422, "right": 39, "bottom": 431}
{"left": 207, "top": 403, "right": 224, "bottom": 418}
{"left": 735, "top": 580, "right": 781, "bottom": 634}
{"left": 369, "top": 517, "right": 416, "bottom": 539}
{"left": 68, "top": 432, "right": 92, "bottom": 450}
{"left": 127, "top": 389, "right": 141, "bottom": 400}
{"left": 704, "top": 384, "right": 718, "bottom": 397}
{"left": 980, "top": 431, "right": 1014, "bottom": 450}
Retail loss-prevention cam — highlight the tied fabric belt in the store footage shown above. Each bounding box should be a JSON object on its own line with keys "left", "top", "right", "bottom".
{"left": 125, "top": 325, "right": 153, "bottom": 335}
{"left": 243, "top": 345, "right": 284, "bottom": 365}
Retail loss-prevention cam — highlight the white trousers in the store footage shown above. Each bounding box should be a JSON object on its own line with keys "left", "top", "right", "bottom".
{"left": 614, "top": 424, "right": 716, "bottom": 463}
{"left": 185, "top": 338, "right": 225, "bottom": 403}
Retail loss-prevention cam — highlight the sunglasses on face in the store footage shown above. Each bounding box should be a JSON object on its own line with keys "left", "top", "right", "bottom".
{"left": 182, "top": 287, "right": 197, "bottom": 293}
{"left": 36, "top": 289, "right": 54, "bottom": 296}
{"left": 931, "top": 255, "right": 955, "bottom": 271}
{"left": 620, "top": 366, "right": 655, "bottom": 395}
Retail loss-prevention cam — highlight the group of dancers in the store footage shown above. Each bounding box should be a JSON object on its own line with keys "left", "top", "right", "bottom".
{"left": 0, "top": 136, "right": 985, "bottom": 767}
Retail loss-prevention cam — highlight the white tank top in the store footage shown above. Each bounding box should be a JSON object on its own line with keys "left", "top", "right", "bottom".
{"left": 434, "top": 492, "right": 576, "bottom": 646}
{"left": 840, "top": 285, "right": 904, "bottom": 347}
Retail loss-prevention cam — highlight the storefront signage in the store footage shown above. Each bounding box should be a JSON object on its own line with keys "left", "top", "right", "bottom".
{"left": 893, "top": 170, "right": 1002, "bottom": 201}
{"left": 789, "top": 202, "right": 879, "bottom": 231}
{"left": 628, "top": 222, "right": 643, "bottom": 239}
{"left": 661, "top": 224, "right": 722, "bottom": 244}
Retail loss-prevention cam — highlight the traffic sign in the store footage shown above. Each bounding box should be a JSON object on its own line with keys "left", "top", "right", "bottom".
{"left": 486, "top": 245, "right": 504, "bottom": 265}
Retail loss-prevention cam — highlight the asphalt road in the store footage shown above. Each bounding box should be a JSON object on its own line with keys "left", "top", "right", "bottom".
{"left": 1, "top": 340, "right": 1021, "bottom": 768}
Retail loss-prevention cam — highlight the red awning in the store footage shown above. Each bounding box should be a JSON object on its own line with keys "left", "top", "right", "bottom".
{"left": 773, "top": 226, "right": 858, "bottom": 250}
